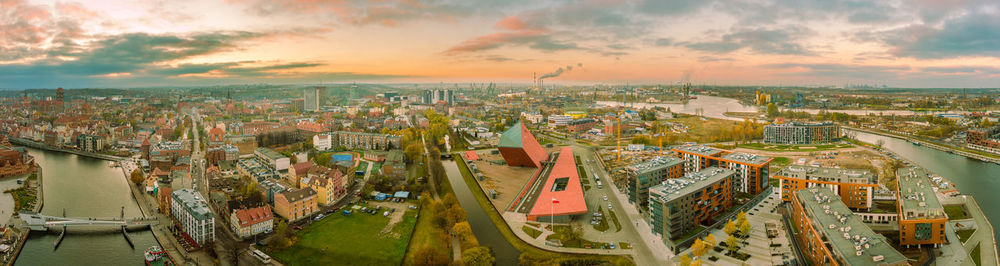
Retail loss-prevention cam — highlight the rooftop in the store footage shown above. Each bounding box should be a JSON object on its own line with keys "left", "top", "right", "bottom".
{"left": 650, "top": 167, "right": 734, "bottom": 203}
{"left": 172, "top": 188, "right": 214, "bottom": 220}
{"left": 796, "top": 188, "right": 907, "bottom": 265}
{"left": 626, "top": 156, "right": 682, "bottom": 175}
{"left": 896, "top": 167, "right": 946, "bottom": 220}
{"left": 777, "top": 165, "right": 876, "bottom": 185}
{"left": 719, "top": 152, "right": 772, "bottom": 166}
{"left": 528, "top": 147, "right": 588, "bottom": 217}
{"left": 255, "top": 147, "right": 286, "bottom": 160}
{"left": 767, "top": 121, "right": 837, "bottom": 127}
{"left": 672, "top": 145, "right": 724, "bottom": 157}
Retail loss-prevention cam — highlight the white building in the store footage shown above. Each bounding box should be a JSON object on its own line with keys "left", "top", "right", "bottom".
{"left": 548, "top": 115, "right": 572, "bottom": 127}
{"left": 313, "top": 134, "right": 332, "bottom": 151}
{"left": 171, "top": 189, "right": 215, "bottom": 245}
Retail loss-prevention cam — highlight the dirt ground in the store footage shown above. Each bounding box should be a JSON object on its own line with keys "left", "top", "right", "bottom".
{"left": 370, "top": 200, "right": 415, "bottom": 237}
{"left": 468, "top": 146, "right": 560, "bottom": 211}
{"left": 735, "top": 146, "right": 893, "bottom": 187}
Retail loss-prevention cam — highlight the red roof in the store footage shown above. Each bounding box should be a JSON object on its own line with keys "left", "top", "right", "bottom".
{"left": 464, "top": 151, "right": 479, "bottom": 161}
{"left": 528, "top": 147, "right": 587, "bottom": 218}
{"left": 235, "top": 205, "right": 273, "bottom": 227}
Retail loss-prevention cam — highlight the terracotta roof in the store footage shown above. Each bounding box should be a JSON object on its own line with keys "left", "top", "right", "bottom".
{"left": 234, "top": 205, "right": 273, "bottom": 226}
{"left": 529, "top": 147, "right": 587, "bottom": 218}
{"left": 292, "top": 161, "right": 315, "bottom": 176}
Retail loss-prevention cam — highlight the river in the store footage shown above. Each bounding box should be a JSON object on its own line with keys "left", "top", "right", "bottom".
{"left": 847, "top": 129, "right": 1000, "bottom": 252}
{"left": 14, "top": 148, "right": 157, "bottom": 265}
{"left": 442, "top": 160, "right": 520, "bottom": 265}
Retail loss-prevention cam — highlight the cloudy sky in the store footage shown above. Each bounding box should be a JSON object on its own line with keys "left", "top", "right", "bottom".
{"left": 2, "top": 0, "right": 1000, "bottom": 88}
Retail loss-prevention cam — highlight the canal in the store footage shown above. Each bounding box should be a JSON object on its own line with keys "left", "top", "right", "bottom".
{"left": 442, "top": 160, "right": 521, "bottom": 265}
{"left": 848, "top": 129, "right": 1000, "bottom": 252}
{"left": 15, "top": 148, "right": 157, "bottom": 265}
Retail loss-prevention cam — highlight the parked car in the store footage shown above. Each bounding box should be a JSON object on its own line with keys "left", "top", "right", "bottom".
{"left": 608, "top": 204, "right": 613, "bottom": 210}
{"left": 603, "top": 195, "right": 608, "bottom": 201}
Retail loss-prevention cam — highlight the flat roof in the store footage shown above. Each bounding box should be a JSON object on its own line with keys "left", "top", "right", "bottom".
{"left": 649, "top": 167, "right": 734, "bottom": 203}
{"left": 255, "top": 147, "right": 286, "bottom": 160}
{"left": 896, "top": 167, "right": 946, "bottom": 220}
{"left": 796, "top": 188, "right": 907, "bottom": 265}
{"left": 777, "top": 165, "right": 876, "bottom": 185}
{"left": 626, "top": 156, "right": 682, "bottom": 176}
{"left": 528, "top": 147, "right": 587, "bottom": 217}
{"left": 172, "top": 188, "right": 213, "bottom": 220}
{"left": 672, "top": 145, "right": 724, "bottom": 157}
{"left": 719, "top": 152, "right": 772, "bottom": 166}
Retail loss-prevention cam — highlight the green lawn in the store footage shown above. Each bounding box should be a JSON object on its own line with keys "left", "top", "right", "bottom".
{"left": 405, "top": 202, "right": 451, "bottom": 264}
{"left": 957, "top": 229, "right": 975, "bottom": 243}
{"left": 971, "top": 243, "right": 982, "bottom": 266}
{"left": 522, "top": 226, "right": 542, "bottom": 239}
{"left": 945, "top": 205, "right": 968, "bottom": 220}
{"left": 271, "top": 207, "right": 418, "bottom": 266}
{"left": 737, "top": 143, "right": 853, "bottom": 152}
{"left": 608, "top": 210, "right": 622, "bottom": 233}
{"left": 546, "top": 225, "right": 608, "bottom": 248}
{"left": 771, "top": 157, "right": 791, "bottom": 167}
{"left": 593, "top": 206, "right": 610, "bottom": 232}
{"left": 451, "top": 156, "right": 634, "bottom": 265}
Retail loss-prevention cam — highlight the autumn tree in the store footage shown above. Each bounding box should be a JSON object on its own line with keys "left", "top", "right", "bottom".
{"left": 766, "top": 103, "right": 779, "bottom": 118}
{"left": 679, "top": 254, "right": 691, "bottom": 266}
{"left": 739, "top": 219, "right": 752, "bottom": 237}
{"left": 461, "top": 246, "right": 495, "bottom": 266}
{"left": 452, "top": 222, "right": 478, "bottom": 248}
{"left": 724, "top": 219, "right": 738, "bottom": 236}
{"left": 691, "top": 238, "right": 706, "bottom": 257}
{"left": 725, "top": 235, "right": 740, "bottom": 255}
{"left": 412, "top": 246, "right": 450, "bottom": 266}
{"left": 704, "top": 234, "right": 716, "bottom": 250}
{"left": 130, "top": 169, "right": 145, "bottom": 185}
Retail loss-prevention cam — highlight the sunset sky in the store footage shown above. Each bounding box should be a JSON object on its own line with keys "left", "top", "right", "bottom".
{"left": 2, "top": 0, "right": 1000, "bottom": 88}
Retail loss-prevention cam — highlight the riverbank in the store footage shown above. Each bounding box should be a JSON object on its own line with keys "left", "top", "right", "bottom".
{"left": 4, "top": 166, "right": 42, "bottom": 266}
{"left": 845, "top": 126, "right": 1000, "bottom": 164}
{"left": 9, "top": 138, "right": 126, "bottom": 162}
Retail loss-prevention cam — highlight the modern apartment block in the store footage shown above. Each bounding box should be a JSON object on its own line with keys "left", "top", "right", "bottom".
{"left": 717, "top": 152, "right": 772, "bottom": 195}
{"left": 789, "top": 188, "right": 907, "bottom": 266}
{"left": 774, "top": 166, "right": 878, "bottom": 210}
{"left": 896, "top": 167, "right": 948, "bottom": 247}
{"left": 171, "top": 189, "right": 215, "bottom": 245}
{"left": 966, "top": 125, "right": 1000, "bottom": 154}
{"left": 330, "top": 131, "right": 402, "bottom": 151}
{"left": 624, "top": 156, "right": 684, "bottom": 210}
{"left": 763, "top": 122, "right": 841, "bottom": 144}
{"left": 648, "top": 167, "right": 735, "bottom": 247}
{"left": 672, "top": 145, "right": 773, "bottom": 195}
{"left": 421, "top": 89, "right": 455, "bottom": 105}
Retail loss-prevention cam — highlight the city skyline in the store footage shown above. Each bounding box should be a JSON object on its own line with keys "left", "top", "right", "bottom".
{"left": 2, "top": 0, "right": 1000, "bottom": 88}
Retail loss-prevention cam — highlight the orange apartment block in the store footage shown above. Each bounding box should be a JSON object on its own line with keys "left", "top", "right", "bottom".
{"left": 274, "top": 188, "right": 318, "bottom": 221}
{"left": 775, "top": 165, "right": 878, "bottom": 210}
{"left": 896, "top": 167, "right": 948, "bottom": 247}
{"left": 672, "top": 145, "right": 773, "bottom": 195}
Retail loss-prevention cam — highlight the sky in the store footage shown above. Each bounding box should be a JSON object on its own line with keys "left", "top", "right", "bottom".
{"left": 1, "top": 0, "right": 1000, "bottom": 89}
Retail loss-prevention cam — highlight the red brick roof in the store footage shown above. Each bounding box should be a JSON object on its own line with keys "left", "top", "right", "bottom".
{"left": 235, "top": 205, "right": 273, "bottom": 227}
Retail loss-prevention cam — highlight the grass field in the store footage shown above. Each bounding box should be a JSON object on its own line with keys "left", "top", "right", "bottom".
{"left": 452, "top": 156, "right": 634, "bottom": 265}
{"left": 957, "top": 229, "right": 976, "bottom": 243}
{"left": 593, "top": 206, "right": 610, "bottom": 232}
{"left": 523, "top": 226, "right": 542, "bottom": 238}
{"left": 971, "top": 243, "right": 982, "bottom": 266}
{"left": 404, "top": 202, "right": 452, "bottom": 264}
{"left": 737, "top": 143, "right": 854, "bottom": 152}
{"left": 608, "top": 210, "right": 622, "bottom": 233}
{"left": 945, "top": 205, "right": 968, "bottom": 220}
{"left": 271, "top": 207, "right": 418, "bottom": 266}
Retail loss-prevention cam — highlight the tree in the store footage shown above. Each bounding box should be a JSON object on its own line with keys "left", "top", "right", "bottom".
{"left": 736, "top": 211, "right": 748, "bottom": 229}
{"left": 704, "top": 234, "right": 716, "bottom": 250}
{"left": 691, "top": 238, "right": 706, "bottom": 257}
{"left": 412, "top": 246, "right": 450, "bottom": 266}
{"left": 690, "top": 259, "right": 702, "bottom": 266}
{"left": 766, "top": 103, "right": 778, "bottom": 118}
{"left": 724, "top": 219, "right": 738, "bottom": 236}
{"left": 404, "top": 143, "right": 423, "bottom": 162}
{"left": 130, "top": 169, "right": 145, "bottom": 186}
{"left": 452, "top": 222, "right": 478, "bottom": 247}
{"left": 679, "top": 254, "right": 691, "bottom": 266}
{"left": 272, "top": 220, "right": 291, "bottom": 249}
{"left": 461, "top": 246, "right": 495, "bottom": 266}
{"left": 725, "top": 235, "right": 740, "bottom": 255}
{"left": 739, "top": 219, "right": 752, "bottom": 237}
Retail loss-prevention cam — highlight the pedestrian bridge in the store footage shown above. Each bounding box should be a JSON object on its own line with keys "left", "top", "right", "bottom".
{"left": 18, "top": 211, "right": 158, "bottom": 231}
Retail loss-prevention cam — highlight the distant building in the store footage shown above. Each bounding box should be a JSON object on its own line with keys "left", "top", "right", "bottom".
{"left": 171, "top": 189, "right": 215, "bottom": 245}
{"left": 672, "top": 145, "right": 772, "bottom": 195}
{"left": 304, "top": 87, "right": 327, "bottom": 112}
{"left": 274, "top": 188, "right": 318, "bottom": 221}
{"left": 421, "top": 89, "right": 455, "bottom": 105}
{"left": 75, "top": 134, "right": 105, "bottom": 152}
{"left": 789, "top": 188, "right": 907, "bottom": 266}
{"left": 547, "top": 115, "right": 572, "bottom": 127}
{"left": 329, "top": 131, "right": 401, "bottom": 151}
{"left": 498, "top": 121, "right": 548, "bottom": 168}
{"left": 648, "top": 167, "right": 735, "bottom": 248}
{"left": 230, "top": 205, "right": 273, "bottom": 239}
{"left": 625, "top": 157, "right": 683, "bottom": 210}
{"left": 966, "top": 125, "right": 1000, "bottom": 154}
{"left": 254, "top": 147, "right": 290, "bottom": 175}
{"left": 383, "top": 149, "right": 406, "bottom": 179}
{"left": 896, "top": 167, "right": 948, "bottom": 247}
{"left": 313, "top": 133, "right": 332, "bottom": 151}
{"left": 566, "top": 118, "right": 598, "bottom": 133}
{"left": 0, "top": 146, "right": 32, "bottom": 178}
{"left": 763, "top": 122, "right": 840, "bottom": 144}
{"left": 301, "top": 165, "right": 348, "bottom": 206}
{"left": 774, "top": 165, "right": 878, "bottom": 210}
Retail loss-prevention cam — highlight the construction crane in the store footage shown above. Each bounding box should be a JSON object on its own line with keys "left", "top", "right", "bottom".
{"left": 617, "top": 90, "right": 624, "bottom": 163}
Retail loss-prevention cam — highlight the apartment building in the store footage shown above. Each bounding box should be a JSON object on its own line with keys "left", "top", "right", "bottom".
{"left": 774, "top": 165, "right": 878, "bottom": 210}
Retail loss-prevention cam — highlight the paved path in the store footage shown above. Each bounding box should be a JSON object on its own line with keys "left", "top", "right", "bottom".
{"left": 451, "top": 235, "right": 462, "bottom": 262}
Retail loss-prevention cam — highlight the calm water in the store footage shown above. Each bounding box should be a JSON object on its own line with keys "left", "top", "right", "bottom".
{"left": 848, "top": 130, "right": 1000, "bottom": 252}
{"left": 15, "top": 148, "right": 157, "bottom": 265}
{"left": 442, "top": 160, "right": 520, "bottom": 265}
{"left": 597, "top": 95, "right": 759, "bottom": 121}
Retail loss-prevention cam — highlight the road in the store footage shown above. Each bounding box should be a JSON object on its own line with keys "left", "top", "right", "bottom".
{"left": 570, "top": 143, "right": 672, "bottom": 266}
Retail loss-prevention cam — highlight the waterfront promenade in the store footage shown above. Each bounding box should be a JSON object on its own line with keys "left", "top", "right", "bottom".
{"left": 9, "top": 138, "right": 127, "bottom": 162}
